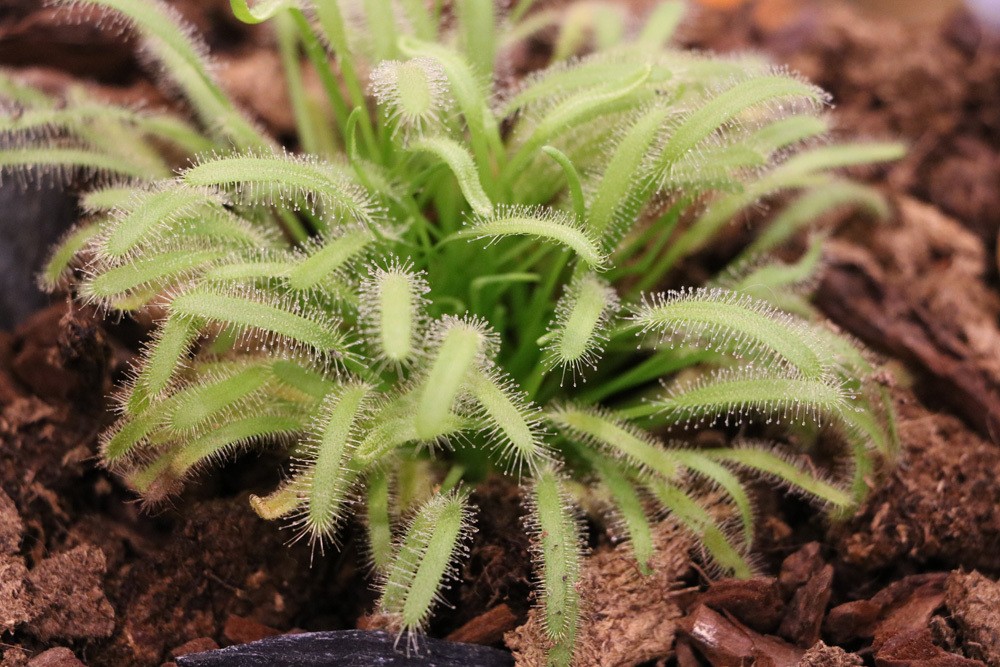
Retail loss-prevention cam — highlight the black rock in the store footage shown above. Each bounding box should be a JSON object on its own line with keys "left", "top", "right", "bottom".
{"left": 0, "top": 172, "right": 77, "bottom": 329}
{"left": 175, "top": 630, "right": 515, "bottom": 667}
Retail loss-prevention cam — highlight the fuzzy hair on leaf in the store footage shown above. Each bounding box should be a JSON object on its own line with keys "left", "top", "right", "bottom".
{"left": 182, "top": 149, "right": 382, "bottom": 227}
{"left": 703, "top": 442, "right": 853, "bottom": 509}
{"left": 285, "top": 381, "right": 376, "bottom": 552}
{"left": 370, "top": 57, "right": 454, "bottom": 135}
{"left": 631, "top": 287, "right": 836, "bottom": 380}
{"left": 376, "top": 489, "right": 476, "bottom": 646}
{"left": 357, "top": 257, "right": 430, "bottom": 370}
{"left": 466, "top": 366, "right": 552, "bottom": 477}
{"left": 641, "top": 474, "right": 752, "bottom": 577}
{"left": 412, "top": 315, "right": 498, "bottom": 441}
{"left": 92, "top": 181, "right": 231, "bottom": 260}
{"left": 166, "top": 282, "right": 355, "bottom": 368}
{"left": 548, "top": 403, "right": 683, "bottom": 482}
{"left": 524, "top": 467, "right": 584, "bottom": 663}
{"left": 459, "top": 204, "right": 608, "bottom": 269}
{"left": 655, "top": 366, "right": 856, "bottom": 430}
{"left": 11, "top": 2, "right": 905, "bottom": 665}
{"left": 544, "top": 272, "right": 620, "bottom": 384}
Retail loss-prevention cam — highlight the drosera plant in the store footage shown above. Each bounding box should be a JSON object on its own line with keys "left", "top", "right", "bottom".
{"left": 2, "top": 0, "right": 904, "bottom": 662}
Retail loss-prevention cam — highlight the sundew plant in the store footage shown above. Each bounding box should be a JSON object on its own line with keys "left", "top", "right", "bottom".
{"left": 3, "top": 0, "right": 902, "bottom": 662}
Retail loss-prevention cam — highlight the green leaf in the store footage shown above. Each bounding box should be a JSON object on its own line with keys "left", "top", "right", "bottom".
{"left": 544, "top": 273, "right": 619, "bottom": 380}
{"left": 0, "top": 145, "right": 167, "bottom": 181}
{"left": 168, "top": 410, "right": 305, "bottom": 476}
{"left": 703, "top": 445, "right": 853, "bottom": 508}
{"left": 454, "top": 0, "right": 496, "bottom": 83}
{"left": 529, "top": 468, "right": 582, "bottom": 652}
{"left": 40, "top": 224, "right": 99, "bottom": 291}
{"left": 371, "top": 58, "right": 454, "bottom": 135}
{"left": 398, "top": 37, "right": 498, "bottom": 177}
{"left": 655, "top": 367, "right": 852, "bottom": 428}
{"left": 55, "top": 0, "right": 267, "bottom": 147}
{"left": 636, "top": 0, "right": 685, "bottom": 48}
{"left": 229, "top": 0, "right": 293, "bottom": 23}
{"left": 377, "top": 490, "right": 475, "bottom": 634}
{"left": 99, "top": 183, "right": 223, "bottom": 258}
{"left": 588, "top": 454, "right": 655, "bottom": 574}
{"left": 589, "top": 104, "right": 671, "bottom": 235}
{"left": 292, "top": 382, "right": 374, "bottom": 543}
{"left": 354, "top": 392, "right": 471, "bottom": 464}
{"left": 126, "top": 315, "right": 203, "bottom": 414}
{"left": 167, "top": 362, "right": 274, "bottom": 432}
{"left": 169, "top": 284, "right": 352, "bottom": 363}
{"left": 505, "top": 64, "right": 652, "bottom": 180}
{"left": 643, "top": 476, "right": 751, "bottom": 577}
{"left": 459, "top": 205, "right": 608, "bottom": 269}
{"left": 632, "top": 288, "right": 833, "bottom": 379}
{"left": 288, "top": 227, "right": 375, "bottom": 290}
{"left": 745, "top": 181, "right": 890, "bottom": 258}
{"left": 82, "top": 249, "right": 225, "bottom": 304}
{"left": 467, "top": 367, "right": 549, "bottom": 475}
{"left": 548, "top": 405, "right": 681, "bottom": 481}
{"left": 183, "top": 151, "right": 377, "bottom": 226}
{"left": 409, "top": 136, "right": 492, "bottom": 217}
{"left": 358, "top": 259, "right": 429, "bottom": 366}
{"left": 364, "top": 468, "right": 394, "bottom": 572}
{"left": 654, "top": 72, "right": 826, "bottom": 170}
{"left": 414, "top": 316, "right": 492, "bottom": 440}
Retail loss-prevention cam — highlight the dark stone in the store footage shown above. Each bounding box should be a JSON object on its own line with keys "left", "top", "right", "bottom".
{"left": 0, "top": 172, "right": 76, "bottom": 329}
{"left": 175, "top": 630, "right": 515, "bottom": 667}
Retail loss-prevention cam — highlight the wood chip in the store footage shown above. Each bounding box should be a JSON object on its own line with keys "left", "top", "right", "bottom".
{"left": 676, "top": 604, "right": 805, "bottom": 667}
{"left": 698, "top": 577, "right": 785, "bottom": 634}
{"left": 446, "top": 604, "right": 518, "bottom": 645}
{"left": 825, "top": 574, "right": 948, "bottom": 645}
{"left": 818, "top": 197, "right": 1000, "bottom": 440}
{"left": 170, "top": 638, "right": 221, "bottom": 658}
{"left": 873, "top": 582, "right": 946, "bottom": 650}
{"left": 945, "top": 570, "right": 1000, "bottom": 666}
{"left": 778, "top": 564, "right": 833, "bottom": 647}
{"left": 25, "top": 648, "right": 85, "bottom": 667}
{"left": 778, "top": 542, "right": 824, "bottom": 597}
{"left": 223, "top": 615, "right": 281, "bottom": 645}
{"left": 876, "top": 628, "right": 984, "bottom": 667}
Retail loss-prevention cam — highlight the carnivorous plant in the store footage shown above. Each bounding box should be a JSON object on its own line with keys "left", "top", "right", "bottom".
{"left": 0, "top": 0, "right": 903, "bottom": 662}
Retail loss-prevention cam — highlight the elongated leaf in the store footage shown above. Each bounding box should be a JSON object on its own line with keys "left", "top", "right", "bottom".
{"left": 377, "top": 490, "right": 475, "bottom": 635}
{"left": 409, "top": 136, "right": 492, "bottom": 217}
{"left": 55, "top": 0, "right": 266, "bottom": 147}
{"left": 703, "top": 445, "right": 853, "bottom": 508}
{"left": 548, "top": 405, "right": 681, "bottom": 481}
{"left": 169, "top": 284, "right": 352, "bottom": 363}
{"left": 527, "top": 468, "right": 582, "bottom": 655}
{"left": 632, "top": 287, "right": 834, "bottom": 378}
{"left": 655, "top": 367, "right": 853, "bottom": 428}
{"left": 289, "top": 382, "right": 374, "bottom": 544}
{"left": 459, "top": 205, "right": 607, "bottom": 268}
{"left": 183, "top": 151, "right": 377, "bottom": 226}
{"left": 643, "top": 476, "right": 751, "bottom": 577}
